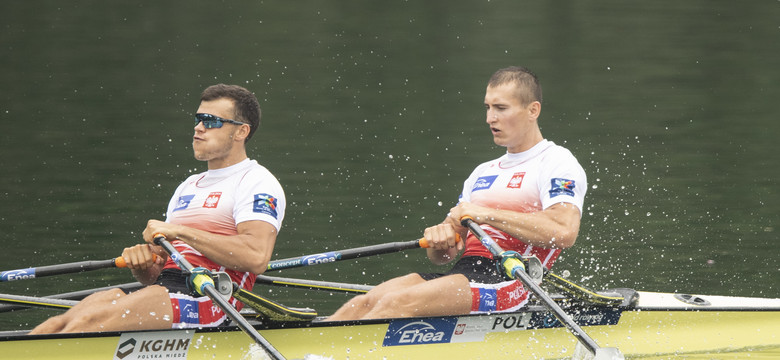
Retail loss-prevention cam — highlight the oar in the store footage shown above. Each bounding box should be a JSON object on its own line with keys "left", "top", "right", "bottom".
{"left": 0, "top": 255, "right": 165, "bottom": 283}
{"left": 0, "top": 282, "right": 144, "bottom": 313}
{"left": 0, "top": 293, "right": 78, "bottom": 310}
{"left": 0, "top": 257, "right": 143, "bottom": 282}
{"left": 256, "top": 275, "right": 373, "bottom": 294}
{"left": 152, "top": 234, "right": 286, "bottom": 360}
{"left": 266, "top": 235, "right": 459, "bottom": 272}
{"left": 459, "top": 216, "right": 624, "bottom": 360}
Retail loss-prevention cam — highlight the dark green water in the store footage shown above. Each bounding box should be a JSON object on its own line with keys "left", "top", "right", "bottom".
{"left": 1, "top": 1, "right": 778, "bottom": 344}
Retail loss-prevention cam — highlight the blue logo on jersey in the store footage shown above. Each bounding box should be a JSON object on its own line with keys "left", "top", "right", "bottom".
{"left": 177, "top": 298, "right": 200, "bottom": 325}
{"left": 549, "top": 178, "right": 576, "bottom": 198}
{"left": 472, "top": 175, "right": 498, "bottom": 192}
{"left": 383, "top": 318, "right": 458, "bottom": 346}
{"left": 173, "top": 195, "right": 196, "bottom": 212}
{"left": 1, "top": 268, "right": 36, "bottom": 282}
{"left": 253, "top": 193, "right": 278, "bottom": 218}
{"left": 477, "top": 288, "right": 498, "bottom": 312}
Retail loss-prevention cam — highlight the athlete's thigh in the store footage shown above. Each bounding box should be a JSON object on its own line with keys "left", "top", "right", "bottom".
{"left": 365, "top": 273, "right": 428, "bottom": 300}
{"left": 408, "top": 274, "right": 472, "bottom": 314}
{"left": 83, "top": 285, "right": 173, "bottom": 331}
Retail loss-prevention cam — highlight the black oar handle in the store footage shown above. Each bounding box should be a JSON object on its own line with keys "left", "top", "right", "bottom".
{"left": 459, "top": 216, "right": 604, "bottom": 355}
{"left": 152, "top": 234, "right": 286, "bottom": 360}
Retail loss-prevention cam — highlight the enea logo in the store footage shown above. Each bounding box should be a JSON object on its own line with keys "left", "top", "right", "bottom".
{"left": 113, "top": 331, "right": 193, "bottom": 360}
{"left": 383, "top": 318, "right": 458, "bottom": 346}
{"left": 302, "top": 252, "right": 340, "bottom": 266}
{"left": 1, "top": 268, "right": 36, "bottom": 282}
{"left": 173, "top": 194, "right": 195, "bottom": 212}
{"left": 472, "top": 175, "right": 498, "bottom": 192}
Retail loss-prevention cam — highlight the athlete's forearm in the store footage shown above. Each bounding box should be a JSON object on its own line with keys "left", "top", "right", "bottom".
{"left": 143, "top": 220, "right": 276, "bottom": 274}
{"left": 453, "top": 202, "right": 581, "bottom": 249}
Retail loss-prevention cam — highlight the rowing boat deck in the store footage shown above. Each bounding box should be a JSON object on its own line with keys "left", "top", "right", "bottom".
{"left": 1, "top": 290, "right": 779, "bottom": 359}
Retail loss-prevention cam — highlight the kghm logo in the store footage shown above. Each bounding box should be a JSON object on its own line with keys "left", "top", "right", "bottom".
{"left": 114, "top": 331, "right": 193, "bottom": 360}
{"left": 114, "top": 337, "right": 190, "bottom": 359}
{"left": 115, "top": 338, "right": 136, "bottom": 359}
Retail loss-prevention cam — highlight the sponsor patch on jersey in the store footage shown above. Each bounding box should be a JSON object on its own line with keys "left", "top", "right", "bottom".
{"left": 472, "top": 175, "right": 498, "bottom": 192}
{"left": 476, "top": 288, "right": 497, "bottom": 312}
{"left": 173, "top": 195, "right": 195, "bottom": 212}
{"left": 549, "top": 178, "right": 576, "bottom": 198}
{"left": 253, "top": 193, "right": 278, "bottom": 218}
{"left": 507, "top": 172, "right": 525, "bottom": 189}
{"left": 203, "top": 192, "right": 222, "bottom": 209}
{"left": 383, "top": 318, "right": 458, "bottom": 346}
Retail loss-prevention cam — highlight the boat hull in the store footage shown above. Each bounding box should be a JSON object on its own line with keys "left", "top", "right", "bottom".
{"left": 1, "top": 291, "right": 779, "bottom": 359}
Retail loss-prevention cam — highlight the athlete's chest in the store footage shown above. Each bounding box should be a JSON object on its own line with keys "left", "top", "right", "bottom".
{"left": 171, "top": 176, "right": 241, "bottom": 216}
{"left": 467, "top": 159, "right": 544, "bottom": 211}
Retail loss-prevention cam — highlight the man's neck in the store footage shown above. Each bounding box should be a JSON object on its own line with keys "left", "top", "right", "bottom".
{"left": 207, "top": 150, "right": 248, "bottom": 170}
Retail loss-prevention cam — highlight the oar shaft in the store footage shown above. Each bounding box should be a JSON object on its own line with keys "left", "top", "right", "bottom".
{"left": 461, "top": 217, "right": 603, "bottom": 355}
{"left": 257, "top": 275, "right": 373, "bottom": 294}
{"left": 153, "top": 235, "right": 286, "bottom": 360}
{"left": 266, "top": 239, "right": 423, "bottom": 271}
{"left": 0, "top": 293, "right": 79, "bottom": 309}
{"left": 1, "top": 259, "right": 118, "bottom": 282}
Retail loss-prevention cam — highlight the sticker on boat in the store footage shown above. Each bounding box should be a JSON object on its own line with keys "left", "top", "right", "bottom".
{"left": 383, "top": 318, "right": 458, "bottom": 346}
{"left": 113, "top": 330, "right": 194, "bottom": 360}
{"left": 383, "top": 309, "right": 623, "bottom": 347}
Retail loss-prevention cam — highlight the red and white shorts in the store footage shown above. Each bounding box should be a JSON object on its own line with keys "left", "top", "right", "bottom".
{"left": 418, "top": 256, "right": 531, "bottom": 314}
{"left": 169, "top": 293, "right": 228, "bottom": 328}
{"left": 155, "top": 269, "right": 231, "bottom": 328}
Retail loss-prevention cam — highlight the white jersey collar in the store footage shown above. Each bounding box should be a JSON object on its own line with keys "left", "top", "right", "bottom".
{"left": 197, "top": 158, "right": 253, "bottom": 187}
{"left": 498, "top": 139, "right": 553, "bottom": 168}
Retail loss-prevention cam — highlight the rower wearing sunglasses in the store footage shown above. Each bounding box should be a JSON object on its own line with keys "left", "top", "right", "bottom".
{"left": 30, "top": 84, "right": 286, "bottom": 333}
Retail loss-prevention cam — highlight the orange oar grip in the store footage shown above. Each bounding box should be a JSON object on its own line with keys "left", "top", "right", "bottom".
{"left": 114, "top": 256, "right": 127, "bottom": 268}
{"left": 114, "top": 254, "right": 161, "bottom": 268}
{"left": 459, "top": 215, "right": 475, "bottom": 225}
{"left": 419, "top": 233, "right": 462, "bottom": 248}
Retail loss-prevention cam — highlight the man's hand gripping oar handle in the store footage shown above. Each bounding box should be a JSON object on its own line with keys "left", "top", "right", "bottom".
{"left": 418, "top": 233, "right": 462, "bottom": 249}
{"left": 113, "top": 254, "right": 162, "bottom": 268}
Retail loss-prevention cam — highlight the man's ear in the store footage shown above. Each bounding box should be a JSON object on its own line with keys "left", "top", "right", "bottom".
{"left": 528, "top": 101, "right": 542, "bottom": 119}
{"left": 234, "top": 124, "right": 251, "bottom": 142}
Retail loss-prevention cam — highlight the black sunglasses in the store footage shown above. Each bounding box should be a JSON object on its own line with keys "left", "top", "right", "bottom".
{"left": 194, "top": 113, "right": 249, "bottom": 129}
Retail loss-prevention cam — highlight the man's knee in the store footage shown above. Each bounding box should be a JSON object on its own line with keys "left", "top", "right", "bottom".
{"left": 80, "top": 288, "right": 126, "bottom": 305}
{"left": 371, "top": 292, "right": 414, "bottom": 316}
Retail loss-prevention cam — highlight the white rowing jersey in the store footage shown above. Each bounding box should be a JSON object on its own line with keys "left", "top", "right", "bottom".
{"left": 459, "top": 139, "right": 586, "bottom": 268}
{"left": 163, "top": 158, "right": 286, "bottom": 294}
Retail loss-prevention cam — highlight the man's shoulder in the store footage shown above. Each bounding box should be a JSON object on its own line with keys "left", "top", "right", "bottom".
{"left": 539, "top": 141, "right": 579, "bottom": 162}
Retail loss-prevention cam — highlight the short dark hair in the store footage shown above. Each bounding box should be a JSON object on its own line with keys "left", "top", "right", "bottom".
{"left": 487, "top": 66, "right": 543, "bottom": 106}
{"left": 201, "top": 84, "right": 261, "bottom": 142}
